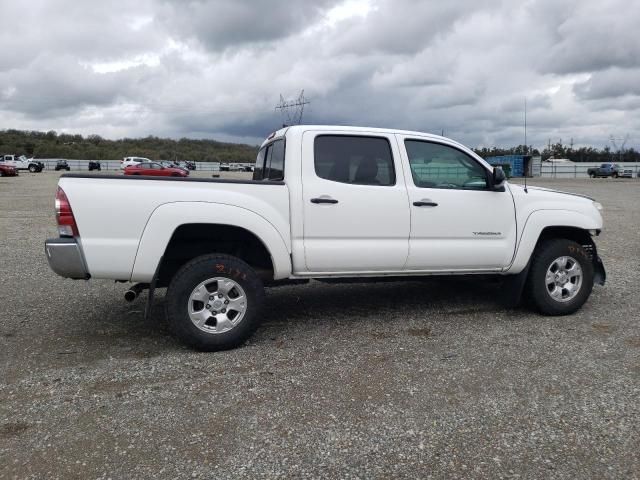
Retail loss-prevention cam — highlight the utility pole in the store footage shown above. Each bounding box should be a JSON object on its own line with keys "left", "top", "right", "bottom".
{"left": 275, "top": 90, "right": 310, "bottom": 127}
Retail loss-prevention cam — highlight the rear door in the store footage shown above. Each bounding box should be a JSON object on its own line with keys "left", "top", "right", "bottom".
{"left": 301, "top": 131, "right": 410, "bottom": 272}
{"left": 399, "top": 136, "right": 516, "bottom": 271}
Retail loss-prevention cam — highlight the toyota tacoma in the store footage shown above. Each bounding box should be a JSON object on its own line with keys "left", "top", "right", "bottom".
{"left": 45, "top": 126, "right": 606, "bottom": 351}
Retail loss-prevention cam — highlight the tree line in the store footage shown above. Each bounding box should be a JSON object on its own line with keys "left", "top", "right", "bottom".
{"left": 1, "top": 129, "right": 638, "bottom": 163}
{"left": 0, "top": 129, "right": 259, "bottom": 163}
{"left": 473, "top": 142, "right": 640, "bottom": 163}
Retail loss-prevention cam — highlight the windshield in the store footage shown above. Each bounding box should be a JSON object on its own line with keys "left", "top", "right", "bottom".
{"left": 18, "top": 155, "right": 28, "bottom": 161}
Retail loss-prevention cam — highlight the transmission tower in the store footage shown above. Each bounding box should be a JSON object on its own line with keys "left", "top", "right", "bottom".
{"left": 610, "top": 134, "right": 630, "bottom": 162}
{"left": 275, "top": 90, "right": 310, "bottom": 127}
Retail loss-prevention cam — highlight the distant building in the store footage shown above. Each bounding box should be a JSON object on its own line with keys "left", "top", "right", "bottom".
{"left": 485, "top": 155, "right": 538, "bottom": 177}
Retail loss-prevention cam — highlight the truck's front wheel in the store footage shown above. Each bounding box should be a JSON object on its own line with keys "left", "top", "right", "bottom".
{"left": 527, "top": 239, "right": 594, "bottom": 315}
{"left": 165, "top": 254, "right": 265, "bottom": 351}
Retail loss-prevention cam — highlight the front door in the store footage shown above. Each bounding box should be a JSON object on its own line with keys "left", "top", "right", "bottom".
{"left": 398, "top": 136, "right": 516, "bottom": 271}
{"left": 301, "top": 132, "right": 410, "bottom": 273}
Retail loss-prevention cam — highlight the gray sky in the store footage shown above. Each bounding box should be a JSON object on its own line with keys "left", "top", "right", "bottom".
{"left": 1, "top": 0, "right": 638, "bottom": 149}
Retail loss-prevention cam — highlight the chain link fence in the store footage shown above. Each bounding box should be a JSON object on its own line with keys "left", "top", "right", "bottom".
{"left": 30, "top": 159, "right": 640, "bottom": 179}
{"left": 35, "top": 159, "right": 255, "bottom": 172}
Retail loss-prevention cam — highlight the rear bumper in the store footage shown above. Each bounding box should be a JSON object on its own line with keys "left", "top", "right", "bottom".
{"left": 45, "top": 238, "right": 90, "bottom": 279}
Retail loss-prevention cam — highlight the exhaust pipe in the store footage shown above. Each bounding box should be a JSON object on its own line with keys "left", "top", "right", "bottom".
{"left": 124, "top": 283, "right": 148, "bottom": 302}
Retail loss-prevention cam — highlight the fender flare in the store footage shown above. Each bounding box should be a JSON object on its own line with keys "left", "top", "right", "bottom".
{"left": 130, "top": 201, "right": 292, "bottom": 282}
{"left": 506, "top": 209, "right": 601, "bottom": 274}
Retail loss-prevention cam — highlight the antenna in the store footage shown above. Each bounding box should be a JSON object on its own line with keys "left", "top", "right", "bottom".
{"left": 523, "top": 97, "right": 528, "bottom": 193}
{"left": 275, "top": 90, "right": 310, "bottom": 127}
{"left": 524, "top": 97, "right": 527, "bottom": 153}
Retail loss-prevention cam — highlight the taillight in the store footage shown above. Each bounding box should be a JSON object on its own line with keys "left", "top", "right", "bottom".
{"left": 55, "top": 187, "right": 79, "bottom": 237}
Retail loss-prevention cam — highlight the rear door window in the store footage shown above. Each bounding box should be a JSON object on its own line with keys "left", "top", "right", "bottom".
{"left": 314, "top": 135, "right": 395, "bottom": 186}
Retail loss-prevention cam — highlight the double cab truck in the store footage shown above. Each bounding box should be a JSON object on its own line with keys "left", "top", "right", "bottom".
{"left": 1, "top": 154, "right": 44, "bottom": 172}
{"left": 587, "top": 163, "right": 621, "bottom": 178}
{"left": 45, "top": 126, "right": 606, "bottom": 351}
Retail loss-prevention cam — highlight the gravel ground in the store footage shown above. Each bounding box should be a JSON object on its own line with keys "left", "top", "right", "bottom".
{"left": 0, "top": 172, "right": 639, "bottom": 479}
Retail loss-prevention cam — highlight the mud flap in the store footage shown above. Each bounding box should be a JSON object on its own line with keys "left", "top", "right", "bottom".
{"left": 144, "top": 255, "right": 162, "bottom": 321}
{"left": 501, "top": 262, "right": 531, "bottom": 308}
{"left": 593, "top": 255, "right": 606, "bottom": 286}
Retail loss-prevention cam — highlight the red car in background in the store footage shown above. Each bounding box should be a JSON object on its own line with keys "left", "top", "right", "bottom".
{"left": 0, "top": 164, "right": 18, "bottom": 176}
{"left": 124, "top": 162, "right": 189, "bottom": 177}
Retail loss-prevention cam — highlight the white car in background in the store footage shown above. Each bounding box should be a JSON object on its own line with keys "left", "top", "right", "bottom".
{"left": 619, "top": 167, "right": 634, "bottom": 178}
{"left": 121, "top": 156, "right": 151, "bottom": 170}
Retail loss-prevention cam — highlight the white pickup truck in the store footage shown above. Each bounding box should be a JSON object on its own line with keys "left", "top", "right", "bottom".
{"left": 1, "top": 154, "right": 44, "bottom": 172}
{"left": 45, "top": 125, "right": 606, "bottom": 351}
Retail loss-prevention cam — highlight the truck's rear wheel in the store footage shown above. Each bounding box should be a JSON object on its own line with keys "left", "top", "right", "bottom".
{"left": 165, "top": 254, "right": 264, "bottom": 351}
{"left": 527, "top": 239, "right": 594, "bottom": 315}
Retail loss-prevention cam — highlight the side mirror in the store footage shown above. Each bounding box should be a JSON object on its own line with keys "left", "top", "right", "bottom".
{"left": 491, "top": 167, "right": 506, "bottom": 190}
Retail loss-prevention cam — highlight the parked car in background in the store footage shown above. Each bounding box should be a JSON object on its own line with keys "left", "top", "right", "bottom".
{"left": 0, "top": 154, "right": 44, "bottom": 172}
{"left": 618, "top": 167, "right": 634, "bottom": 178}
{"left": 0, "top": 163, "right": 18, "bottom": 176}
{"left": 55, "top": 160, "right": 70, "bottom": 171}
{"left": 124, "top": 162, "right": 189, "bottom": 177}
{"left": 587, "top": 163, "right": 621, "bottom": 178}
{"left": 121, "top": 156, "right": 151, "bottom": 170}
{"left": 160, "top": 161, "right": 189, "bottom": 173}
{"left": 88, "top": 161, "right": 101, "bottom": 171}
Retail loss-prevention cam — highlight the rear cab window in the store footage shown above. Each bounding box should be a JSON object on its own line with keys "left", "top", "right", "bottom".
{"left": 253, "top": 139, "right": 285, "bottom": 181}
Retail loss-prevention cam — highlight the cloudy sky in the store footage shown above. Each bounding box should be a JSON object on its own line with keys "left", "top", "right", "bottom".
{"left": 1, "top": 0, "right": 639, "bottom": 149}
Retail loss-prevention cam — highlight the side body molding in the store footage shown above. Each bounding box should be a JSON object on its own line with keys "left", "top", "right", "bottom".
{"left": 506, "top": 209, "right": 601, "bottom": 274}
{"left": 131, "top": 202, "right": 292, "bottom": 282}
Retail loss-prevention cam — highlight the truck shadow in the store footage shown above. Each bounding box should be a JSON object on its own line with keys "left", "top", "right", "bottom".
{"left": 258, "top": 276, "right": 508, "bottom": 327}
{"left": 65, "top": 276, "right": 513, "bottom": 359}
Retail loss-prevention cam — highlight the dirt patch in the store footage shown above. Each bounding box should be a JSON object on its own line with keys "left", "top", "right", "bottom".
{"left": 0, "top": 421, "right": 29, "bottom": 437}
{"left": 625, "top": 337, "right": 640, "bottom": 347}
{"left": 407, "top": 327, "right": 432, "bottom": 338}
{"left": 592, "top": 323, "right": 614, "bottom": 334}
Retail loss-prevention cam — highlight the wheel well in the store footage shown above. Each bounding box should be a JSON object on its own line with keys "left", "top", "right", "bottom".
{"left": 157, "top": 224, "right": 274, "bottom": 287}
{"left": 535, "top": 226, "right": 597, "bottom": 262}
{"left": 536, "top": 226, "right": 593, "bottom": 247}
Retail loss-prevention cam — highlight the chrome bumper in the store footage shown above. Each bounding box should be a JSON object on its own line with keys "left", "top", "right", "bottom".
{"left": 45, "top": 238, "right": 90, "bottom": 280}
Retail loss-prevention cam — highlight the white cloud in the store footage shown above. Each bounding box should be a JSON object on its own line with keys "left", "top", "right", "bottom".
{"left": 0, "top": 0, "right": 639, "bottom": 151}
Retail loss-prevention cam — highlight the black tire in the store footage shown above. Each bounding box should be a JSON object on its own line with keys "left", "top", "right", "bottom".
{"left": 527, "top": 239, "right": 594, "bottom": 315}
{"left": 589, "top": 173, "right": 595, "bottom": 178}
{"left": 165, "top": 254, "right": 265, "bottom": 351}
{"left": 612, "top": 173, "right": 618, "bottom": 179}
{"left": 28, "top": 165, "right": 37, "bottom": 173}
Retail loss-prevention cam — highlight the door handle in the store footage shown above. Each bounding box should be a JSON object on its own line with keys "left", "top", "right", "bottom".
{"left": 311, "top": 197, "right": 339, "bottom": 204}
{"left": 413, "top": 200, "right": 438, "bottom": 207}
